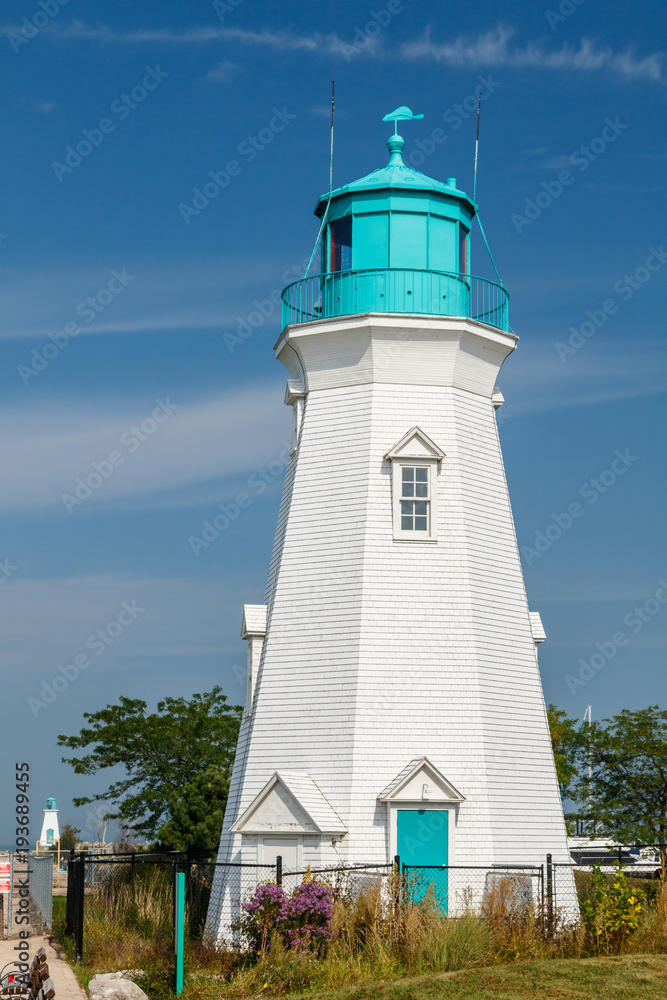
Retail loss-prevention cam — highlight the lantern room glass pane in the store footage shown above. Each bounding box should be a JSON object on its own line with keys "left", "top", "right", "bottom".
{"left": 329, "top": 217, "right": 352, "bottom": 272}
{"left": 459, "top": 224, "right": 469, "bottom": 275}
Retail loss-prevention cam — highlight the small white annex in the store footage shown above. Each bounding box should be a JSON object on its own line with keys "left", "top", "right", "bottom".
{"left": 206, "top": 122, "right": 574, "bottom": 940}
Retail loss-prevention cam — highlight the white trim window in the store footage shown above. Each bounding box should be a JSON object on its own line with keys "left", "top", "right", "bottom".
{"left": 391, "top": 458, "right": 439, "bottom": 540}
{"left": 400, "top": 465, "right": 430, "bottom": 533}
{"left": 385, "top": 427, "right": 445, "bottom": 543}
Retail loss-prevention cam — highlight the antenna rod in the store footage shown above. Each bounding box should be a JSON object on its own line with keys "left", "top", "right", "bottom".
{"left": 303, "top": 75, "right": 335, "bottom": 280}
{"left": 329, "top": 75, "right": 335, "bottom": 192}
{"left": 584, "top": 705, "right": 593, "bottom": 834}
{"left": 470, "top": 73, "right": 506, "bottom": 292}
{"left": 473, "top": 74, "right": 482, "bottom": 204}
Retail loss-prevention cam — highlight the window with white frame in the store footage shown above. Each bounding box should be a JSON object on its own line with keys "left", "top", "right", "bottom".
{"left": 400, "top": 466, "right": 430, "bottom": 532}
{"left": 391, "top": 458, "right": 438, "bottom": 541}
{"left": 385, "top": 428, "right": 444, "bottom": 542}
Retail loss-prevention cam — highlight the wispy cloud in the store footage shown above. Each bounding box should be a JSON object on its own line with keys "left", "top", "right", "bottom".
{"left": 499, "top": 340, "right": 667, "bottom": 414}
{"left": 0, "top": 255, "right": 290, "bottom": 341}
{"left": 3, "top": 19, "right": 349, "bottom": 54}
{"left": 0, "top": 573, "right": 249, "bottom": 671}
{"left": 0, "top": 385, "right": 289, "bottom": 513}
{"left": 206, "top": 60, "right": 239, "bottom": 83}
{"left": 33, "top": 101, "right": 58, "bottom": 114}
{"left": 401, "top": 25, "right": 664, "bottom": 82}
{"left": 3, "top": 19, "right": 660, "bottom": 82}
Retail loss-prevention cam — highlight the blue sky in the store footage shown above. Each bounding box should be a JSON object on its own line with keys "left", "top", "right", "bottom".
{"left": 1, "top": 0, "right": 666, "bottom": 846}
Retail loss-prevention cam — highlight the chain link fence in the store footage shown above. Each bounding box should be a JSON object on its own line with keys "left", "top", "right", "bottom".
{"left": 402, "top": 863, "right": 545, "bottom": 917}
{"left": 62, "top": 853, "right": 279, "bottom": 962}
{"left": 58, "top": 847, "right": 667, "bottom": 973}
{"left": 26, "top": 854, "right": 54, "bottom": 934}
{"left": 553, "top": 847, "right": 664, "bottom": 930}
{"left": 64, "top": 855, "right": 185, "bottom": 964}
{"left": 280, "top": 862, "right": 394, "bottom": 898}
{"left": 1, "top": 852, "right": 53, "bottom": 939}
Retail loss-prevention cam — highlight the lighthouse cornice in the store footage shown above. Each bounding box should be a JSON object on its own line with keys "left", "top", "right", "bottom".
{"left": 275, "top": 313, "right": 517, "bottom": 396}
{"left": 276, "top": 311, "right": 517, "bottom": 352}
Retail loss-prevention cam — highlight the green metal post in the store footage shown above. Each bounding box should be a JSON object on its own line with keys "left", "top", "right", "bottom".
{"left": 175, "top": 871, "right": 185, "bottom": 994}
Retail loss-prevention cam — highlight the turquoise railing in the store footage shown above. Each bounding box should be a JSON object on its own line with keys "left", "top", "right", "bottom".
{"left": 281, "top": 268, "right": 509, "bottom": 332}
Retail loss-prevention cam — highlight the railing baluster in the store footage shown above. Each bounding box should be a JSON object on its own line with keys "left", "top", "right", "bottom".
{"left": 280, "top": 269, "right": 508, "bottom": 331}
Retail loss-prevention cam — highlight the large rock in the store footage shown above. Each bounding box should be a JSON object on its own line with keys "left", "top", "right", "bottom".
{"left": 88, "top": 972, "right": 148, "bottom": 1000}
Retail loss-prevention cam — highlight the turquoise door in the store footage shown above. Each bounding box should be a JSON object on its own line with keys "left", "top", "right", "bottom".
{"left": 397, "top": 809, "right": 448, "bottom": 909}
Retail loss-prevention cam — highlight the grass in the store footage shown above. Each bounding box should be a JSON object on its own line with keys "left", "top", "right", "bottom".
{"left": 177, "top": 955, "right": 667, "bottom": 1000}
{"left": 50, "top": 868, "right": 667, "bottom": 1000}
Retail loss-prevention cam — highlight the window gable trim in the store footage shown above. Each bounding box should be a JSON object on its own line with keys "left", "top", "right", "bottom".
{"left": 384, "top": 426, "right": 445, "bottom": 463}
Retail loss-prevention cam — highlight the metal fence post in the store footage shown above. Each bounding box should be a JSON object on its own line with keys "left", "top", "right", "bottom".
{"left": 172, "top": 860, "right": 177, "bottom": 941}
{"left": 393, "top": 855, "right": 401, "bottom": 914}
{"left": 546, "top": 853, "right": 553, "bottom": 939}
{"left": 75, "top": 853, "right": 85, "bottom": 961}
{"left": 175, "top": 872, "right": 185, "bottom": 995}
{"left": 276, "top": 855, "right": 282, "bottom": 887}
{"left": 65, "top": 854, "right": 74, "bottom": 933}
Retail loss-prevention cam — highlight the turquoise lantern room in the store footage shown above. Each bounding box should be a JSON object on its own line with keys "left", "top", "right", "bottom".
{"left": 282, "top": 108, "right": 508, "bottom": 331}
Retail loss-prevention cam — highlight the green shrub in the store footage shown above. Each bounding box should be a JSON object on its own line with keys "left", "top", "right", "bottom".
{"left": 580, "top": 864, "right": 646, "bottom": 953}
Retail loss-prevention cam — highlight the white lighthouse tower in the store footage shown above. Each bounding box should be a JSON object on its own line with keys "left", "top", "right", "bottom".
{"left": 38, "top": 796, "right": 60, "bottom": 849}
{"left": 208, "top": 109, "right": 572, "bottom": 938}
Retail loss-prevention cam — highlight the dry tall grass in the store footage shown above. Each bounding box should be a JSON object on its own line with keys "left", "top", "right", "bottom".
{"left": 53, "top": 864, "right": 667, "bottom": 998}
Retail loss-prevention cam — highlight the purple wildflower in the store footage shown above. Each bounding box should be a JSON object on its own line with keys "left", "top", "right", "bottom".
{"left": 277, "top": 881, "right": 334, "bottom": 950}
{"left": 241, "top": 883, "right": 288, "bottom": 949}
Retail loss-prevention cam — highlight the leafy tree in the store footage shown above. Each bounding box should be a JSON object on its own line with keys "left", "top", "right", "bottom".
{"left": 60, "top": 822, "right": 81, "bottom": 851}
{"left": 576, "top": 706, "right": 667, "bottom": 867}
{"left": 58, "top": 688, "right": 242, "bottom": 841}
{"left": 49, "top": 822, "right": 80, "bottom": 852}
{"left": 157, "top": 765, "right": 230, "bottom": 852}
{"left": 546, "top": 703, "right": 581, "bottom": 799}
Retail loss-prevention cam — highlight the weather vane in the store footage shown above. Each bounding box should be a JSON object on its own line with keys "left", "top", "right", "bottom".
{"left": 382, "top": 106, "right": 424, "bottom": 135}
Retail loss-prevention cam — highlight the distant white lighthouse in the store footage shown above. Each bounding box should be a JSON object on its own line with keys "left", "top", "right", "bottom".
{"left": 38, "top": 796, "right": 60, "bottom": 848}
{"left": 208, "top": 108, "right": 572, "bottom": 938}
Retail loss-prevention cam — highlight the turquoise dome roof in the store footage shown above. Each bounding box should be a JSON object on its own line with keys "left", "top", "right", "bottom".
{"left": 315, "top": 135, "right": 475, "bottom": 216}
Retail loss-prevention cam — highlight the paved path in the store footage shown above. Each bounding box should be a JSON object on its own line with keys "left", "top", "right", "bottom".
{"left": 0, "top": 934, "right": 86, "bottom": 1000}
